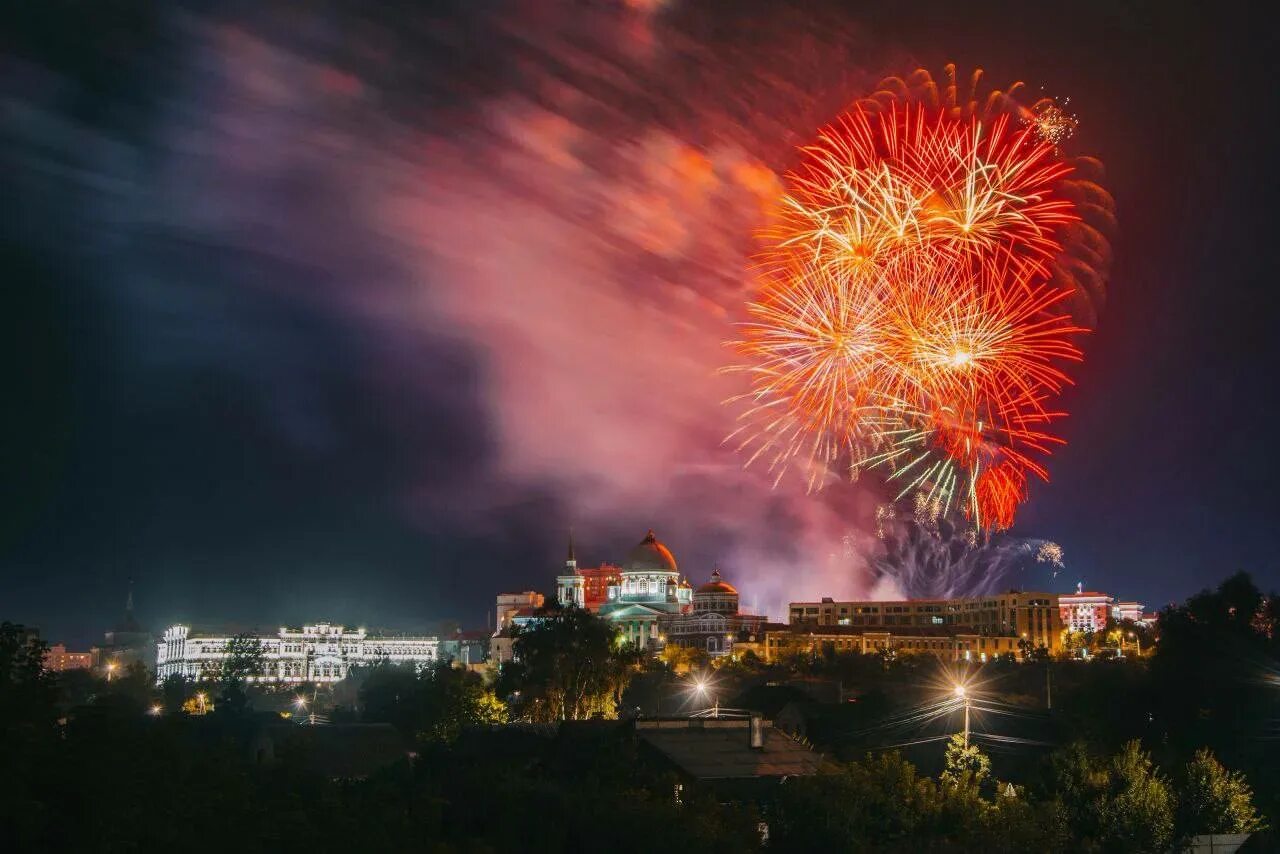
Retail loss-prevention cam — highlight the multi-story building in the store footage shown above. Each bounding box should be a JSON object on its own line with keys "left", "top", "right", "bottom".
{"left": 555, "top": 537, "right": 622, "bottom": 612}
{"left": 657, "top": 568, "right": 766, "bottom": 658}
{"left": 788, "top": 591, "right": 1062, "bottom": 653}
{"left": 1112, "top": 601, "right": 1145, "bottom": 624}
{"left": 491, "top": 591, "right": 547, "bottom": 665}
{"left": 93, "top": 581, "right": 156, "bottom": 673}
{"left": 44, "top": 643, "right": 93, "bottom": 672}
{"left": 495, "top": 591, "right": 545, "bottom": 631}
{"left": 439, "top": 629, "right": 490, "bottom": 668}
{"left": 556, "top": 530, "right": 693, "bottom": 648}
{"left": 1059, "top": 583, "right": 1114, "bottom": 634}
{"left": 154, "top": 623, "right": 439, "bottom": 684}
{"left": 763, "top": 624, "right": 1028, "bottom": 663}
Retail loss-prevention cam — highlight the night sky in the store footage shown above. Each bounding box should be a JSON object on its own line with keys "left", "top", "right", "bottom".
{"left": 3, "top": 1, "right": 1277, "bottom": 648}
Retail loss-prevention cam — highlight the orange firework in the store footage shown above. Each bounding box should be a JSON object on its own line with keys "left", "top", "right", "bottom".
{"left": 729, "top": 67, "right": 1111, "bottom": 530}
{"left": 765, "top": 104, "right": 1077, "bottom": 283}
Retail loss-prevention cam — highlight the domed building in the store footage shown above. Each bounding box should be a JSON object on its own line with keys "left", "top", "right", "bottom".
{"left": 693, "top": 568, "right": 739, "bottom": 614}
{"left": 558, "top": 530, "right": 693, "bottom": 648}
{"left": 658, "top": 567, "right": 766, "bottom": 658}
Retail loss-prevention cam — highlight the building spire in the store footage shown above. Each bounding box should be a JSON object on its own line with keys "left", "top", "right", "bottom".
{"left": 126, "top": 577, "right": 134, "bottom": 615}
{"left": 566, "top": 528, "right": 577, "bottom": 571}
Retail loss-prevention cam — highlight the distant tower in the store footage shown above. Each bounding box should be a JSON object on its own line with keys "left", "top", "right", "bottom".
{"left": 557, "top": 529, "right": 585, "bottom": 608}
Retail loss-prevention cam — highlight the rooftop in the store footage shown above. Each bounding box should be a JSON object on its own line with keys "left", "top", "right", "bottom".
{"left": 635, "top": 718, "right": 821, "bottom": 780}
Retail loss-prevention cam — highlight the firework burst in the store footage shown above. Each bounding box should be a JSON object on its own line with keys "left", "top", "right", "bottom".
{"left": 729, "top": 66, "right": 1112, "bottom": 530}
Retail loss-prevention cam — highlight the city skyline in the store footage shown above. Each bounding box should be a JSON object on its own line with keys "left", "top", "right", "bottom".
{"left": 5, "top": 0, "right": 1279, "bottom": 657}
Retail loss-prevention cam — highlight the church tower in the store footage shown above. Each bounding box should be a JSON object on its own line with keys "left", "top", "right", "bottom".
{"left": 556, "top": 529, "right": 585, "bottom": 608}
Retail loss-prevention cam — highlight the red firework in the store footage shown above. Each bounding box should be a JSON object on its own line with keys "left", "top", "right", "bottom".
{"left": 731, "top": 73, "right": 1111, "bottom": 529}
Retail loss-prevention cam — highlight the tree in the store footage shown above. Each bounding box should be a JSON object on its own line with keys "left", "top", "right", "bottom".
{"left": 211, "top": 633, "right": 266, "bottom": 714}
{"left": 1176, "top": 748, "right": 1265, "bottom": 837}
{"left": 359, "top": 661, "right": 506, "bottom": 744}
{"left": 220, "top": 633, "right": 266, "bottom": 682}
{"left": 1049, "top": 740, "right": 1174, "bottom": 852}
{"left": 770, "top": 751, "right": 941, "bottom": 848}
{"left": 417, "top": 662, "right": 506, "bottom": 743}
{"left": 98, "top": 661, "right": 154, "bottom": 712}
{"left": 941, "top": 733, "right": 991, "bottom": 790}
{"left": 159, "top": 672, "right": 195, "bottom": 714}
{"left": 1062, "top": 630, "right": 1090, "bottom": 657}
{"left": 0, "top": 622, "right": 58, "bottom": 733}
{"left": 508, "top": 607, "right": 636, "bottom": 721}
{"left": 359, "top": 663, "right": 424, "bottom": 734}
{"left": 1150, "top": 572, "right": 1280, "bottom": 811}
{"left": 1102, "top": 740, "right": 1175, "bottom": 853}
{"left": 657, "top": 643, "right": 708, "bottom": 674}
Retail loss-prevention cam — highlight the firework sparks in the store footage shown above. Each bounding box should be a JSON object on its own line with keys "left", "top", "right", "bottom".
{"left": 1026, "top": 98, "right": 1079, "bottom": 147}
{"left": 871, "top": 501, "right": 1068, "bottom": 598}
{"left": 729, "top": 72, "right": 1107, "bottom": 530}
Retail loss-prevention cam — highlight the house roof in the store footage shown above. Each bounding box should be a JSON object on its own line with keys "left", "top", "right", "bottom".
{"left": 635, "top": 719, "right": 821, "bottom": 780}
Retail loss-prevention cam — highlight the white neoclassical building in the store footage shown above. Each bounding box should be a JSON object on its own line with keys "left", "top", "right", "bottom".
{"left": 155, "top": 623, "right": 439, "bottom": 684}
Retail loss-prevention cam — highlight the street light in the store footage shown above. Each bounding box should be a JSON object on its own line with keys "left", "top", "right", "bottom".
{"left": 953, "top": 683, "right": 971, "bottom": 748}
{"left": 692, "top": 677, "right": 719, "bottom": 718}
{"left": 1126, "top": 631, "right": 1141, "bottom": 657}
{"left": 106, "top": 661, "right": 118, "bottom": 682}
{"left": 148, "top": 704, "right": 163, "bottom": 716}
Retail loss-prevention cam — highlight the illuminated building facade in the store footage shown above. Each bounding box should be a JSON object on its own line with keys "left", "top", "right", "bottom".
{"left": 789, "top": 591, "right": 1063, "bottom": 653}
{"left": 555, "top": 536, "right": 622, "bottom": 612}
{"left": 490, "top": 591, "right": 546, "bottom": 665}
{"left": 557, "top": 530, "right": 693, "bottom": 648}
{"left": 155, "top": 623, "right": 439, "bottom": 684}
{"left": 657, "top": 568, "right": 766, "bottom": 657}
{"left": 44, "top": 643, "right": 93, "bottom": 672}
{"left": 1059, "top": 583, "right": 1114, "bottom": 634}
{"left": 763, "top": 625, "right": 1029, "bottom": 663}
{"left": 496, "top": 591, "right": 545, "bottom": 631}
{"left": 1112, "top": 600, "right": 1146, "bottom": 624}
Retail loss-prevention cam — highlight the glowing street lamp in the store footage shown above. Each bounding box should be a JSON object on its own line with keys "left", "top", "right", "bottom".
{"left": 148, "top": 704, "right": 163, "bottom": 716}
{"left": 1128, "top": 632, "right": 1141, "bottom": 657}
{"left": 106, "top": 661, "right": 118, "bottom": 682}
{"left": 692, "top": 677, "right": 719, "bottom": 718}
{"left": 953, "top": 683, "right": 971, "bottom": 748}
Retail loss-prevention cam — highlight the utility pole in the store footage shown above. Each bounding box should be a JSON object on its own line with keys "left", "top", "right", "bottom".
{"left": 955, "top": 684, "right": 971, "bottom": 748}
{"left": 1046, "top": 661, "right": 1052, "bottom": 711}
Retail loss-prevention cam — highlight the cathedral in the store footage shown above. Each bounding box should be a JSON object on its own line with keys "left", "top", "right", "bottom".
{"left": 555, "top": 529, "right": 763, "bottom": 654}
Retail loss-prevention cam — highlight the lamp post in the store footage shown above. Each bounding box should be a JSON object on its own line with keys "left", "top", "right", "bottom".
{"left": 954, "top": 684, "right": 970, "bottom": 749}
{"left": 694, "top": 678, "right": 718, "bottom": 719}
{"left": 1126, "top": 631, "right": 1141, "bottom": 657}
